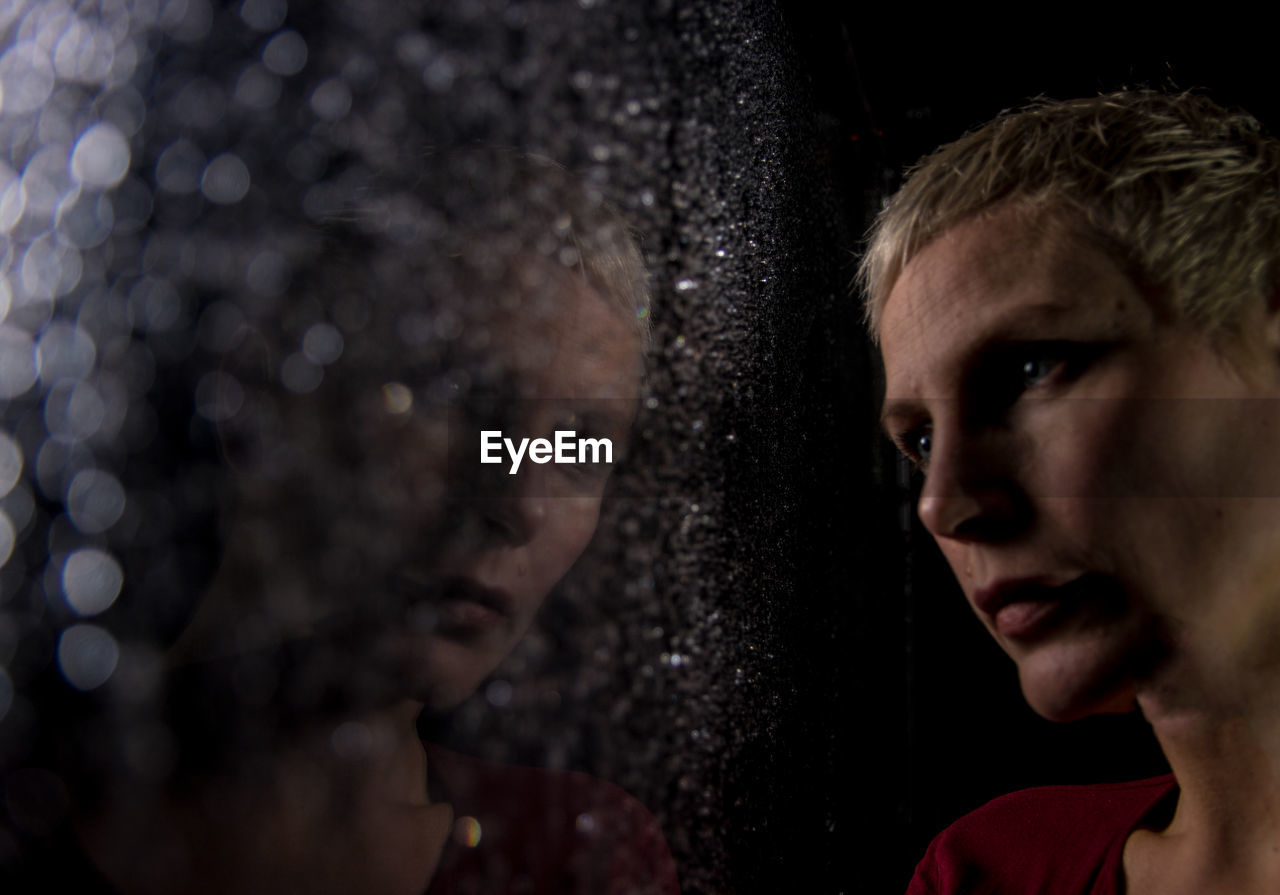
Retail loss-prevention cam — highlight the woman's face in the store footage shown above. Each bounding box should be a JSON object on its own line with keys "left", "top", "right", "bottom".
{"left": 878, "top": 205, "right": 1280, "bottom": 721}
{"left": 388, "top": 276, "right": 643, "bottom": 708}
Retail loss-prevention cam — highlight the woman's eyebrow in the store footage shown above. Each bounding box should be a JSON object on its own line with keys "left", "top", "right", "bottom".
{"left": 879, "top": 401, "right": 926, "bottom": 436}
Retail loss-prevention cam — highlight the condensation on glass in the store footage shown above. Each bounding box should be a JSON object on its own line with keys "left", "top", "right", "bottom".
{"left": 0, "top": 2, "right": 872, "bottom": 892}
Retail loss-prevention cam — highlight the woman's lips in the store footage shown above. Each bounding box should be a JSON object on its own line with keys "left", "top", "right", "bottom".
{"left": 974, "top": 574, "right": 1106, "bottom": 640}
{"left": 401, "top": 575, "right": 515, "bottom": 636}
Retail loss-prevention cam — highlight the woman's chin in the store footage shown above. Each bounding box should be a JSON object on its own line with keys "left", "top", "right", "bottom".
{"left": 1015, "top": 645, "right": 1142, "bottom": 723}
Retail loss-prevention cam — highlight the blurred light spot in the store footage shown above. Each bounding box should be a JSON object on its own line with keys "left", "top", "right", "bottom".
{"left": 195, "top": 370, "right": 243, "bottom": 422}
{"left": 246, "top": 248, "right": 289, "bottom": 296}
{"left": 3, "top": 483, "right": 35, "bottom": 533}
{"left": 485, "top": 678, "right": 512, "bottom": 707}
{"left": 239, "top": 0, "right": 287, "bottom": 31}
{"left": 575, "top": 812, "right": 597, "bottom": 834}
{"left": 36, "top": 321, "right": 96, "bottom": 384}
{"left": 57, "top": 623, "right": 119, "bottom": 691}
{"left": 452, "top": 816, "right": 482, "bottom": 848}
{"left": 70, "top": 123, "right": 131, "bottom": 189}
{"left": 233, "top": 63, "right": 281, "bottom": 110}
{"left": 65, "top": 468, "right": 126, "bottom": 533}
{"left": 330, "top": 720, "right": 373, "bottom": 760}
{"left": 433, "top": 308, "right": 462, "bottom": 340}
{"left": 62, "top": 547, "right": 123, "bottom": 617}
{"left": 21, "top": 235, "right": 82, "bottom": 301}
{"left": 44, "top": 379, "right": 105, "bottom": 442}
{"left": 0, "top": 510, "right": 13, "bottom": 568}
{"left": 0, "top": 42, "right": 55, "bottom": 115}
{"left": 262, "top": 29, "right": 307, "bottom": 76}
{"left": 168, "top": 76, "right": 225, "bottom": 129}
{"left": 109, "top": 176, "right": 152, "bottom": 232}
{"left": 394, "top": 32, "right": 432, "bottom": 67}
{"left": 154, "top": 138, "right": 206, "bottom": 194}
{"left": 163, "top": 0, "right": 213, "bottom": 42}
{"left": 423, "top": 56, "right": 455, "bottom": 92}
{"left": 99, "top": 86, "right": 148, "bottom": 137}
{"left": 0, "top": 326, "right": 37, "bottom": 398}
{"left": 126, "top": 276, "right": 181, "bottom": 331}
{"left": 675, "top": 278, "right": 697, "bottom": 292}
{"left": 53, "top": 16, "right": 115, "bottom": 83}
{"left": 200, "top": 153, "right": 250, "bottom": 205}
{"left": 105, "top": 36, "right": 140, "bottom": 87}
{"left": 55, "top": 191, "right": 115, "bottom": 248}
{"left": 302, "top": 321, "right": 342, "bottom": 365}
{"left": 280, "top": 352, "right": 321, "bottom": 393}
{"left": 0, "top": 433, "right": 21, "bottom": 497}
{"left": 381, "top": 381, "right": 412, "bottom": 414}
{"left": 35, "top": 440, "right": 93, "bottom": 501}
{"left": 309, "top": 77, "right": 351, "bottom": 121}
{"left": 0, "top": 166, "right": 26, "bottom": 234}
{"left": 0, "top": 667, "right": 11, "bottom": 722}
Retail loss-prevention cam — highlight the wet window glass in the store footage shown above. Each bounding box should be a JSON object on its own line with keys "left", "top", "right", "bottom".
{"left": 0, "top": 3, "right": 871, "bottom": 893}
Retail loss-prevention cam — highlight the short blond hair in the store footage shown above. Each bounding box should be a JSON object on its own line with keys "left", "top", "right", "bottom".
{"left": 859, "top": 91, "right": 1280, "bottom": 338}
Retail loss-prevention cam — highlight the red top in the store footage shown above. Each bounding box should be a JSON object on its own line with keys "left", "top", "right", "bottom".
{"left": 906, "top": 775, "right": 1178, "bottom": 895}
{"left": 425, "top": 744, "right": 681, "bottom": 895}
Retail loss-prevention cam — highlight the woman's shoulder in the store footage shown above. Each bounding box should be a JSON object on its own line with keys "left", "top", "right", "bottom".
{"left": 907, "top": 775, "right": 1177, "bottom": 895}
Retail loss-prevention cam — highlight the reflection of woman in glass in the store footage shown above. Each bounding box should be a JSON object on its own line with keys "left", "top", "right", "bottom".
{"left": 866, "top": 92, "right": 1280, "bottom": 894}
{"left": 74, "top": 152, "right": 677, "bottom": 895}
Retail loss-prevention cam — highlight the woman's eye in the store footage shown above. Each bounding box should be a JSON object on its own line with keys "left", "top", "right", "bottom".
{"left": 894, "top": 426, "right": 932, "bottom": 469}
{"left": 1020, "top": 356, "right": 1061, "bottom": 389}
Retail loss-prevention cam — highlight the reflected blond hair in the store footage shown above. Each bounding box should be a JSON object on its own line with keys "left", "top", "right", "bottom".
{"left": 859, "top": 91, "right": 1280, "bottom": 338}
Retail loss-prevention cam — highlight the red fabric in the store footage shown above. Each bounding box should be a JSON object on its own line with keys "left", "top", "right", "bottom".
{"left": 906, "top": 775, "right": 1177, "bottom": 895}
{"left": 425, "top": 743, "right": 681, "bottom": 895}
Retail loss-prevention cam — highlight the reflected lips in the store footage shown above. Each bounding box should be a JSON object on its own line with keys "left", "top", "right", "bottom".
{"left": 428, "top": 577, "right": 513, "bottom": 634}
{"left": 974, "top": 575, "right": 1100, "bottom": 639}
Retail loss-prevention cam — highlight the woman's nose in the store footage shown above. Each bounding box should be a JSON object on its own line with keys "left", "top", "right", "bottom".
{"left": 916, "top": 428, "right": 1027, "bottom": 544}
{"left": 479, "top": 470, "right": 547, "bottom": 547}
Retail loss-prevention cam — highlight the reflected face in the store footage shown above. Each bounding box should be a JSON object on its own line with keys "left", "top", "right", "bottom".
{"left": 392, "top": 278, "right": 643, "bottom": 708}
{"left": 879, "top": 206, "right": 1280, "bottom": 721}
